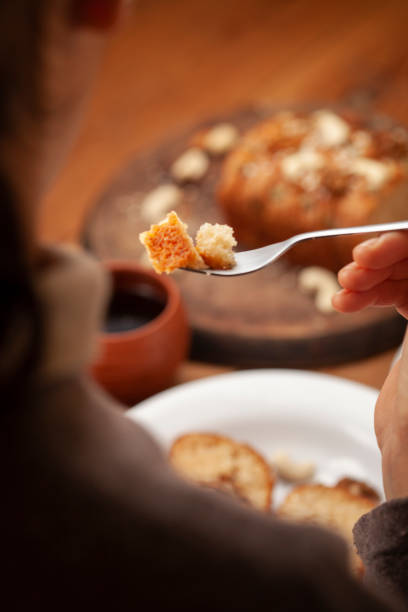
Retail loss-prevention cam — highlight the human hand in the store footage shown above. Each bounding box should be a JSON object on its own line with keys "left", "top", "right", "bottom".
{"left": 332, "top": 231, "right": 408, "bottom": 319}
{"left": 374, "top": 333, "right": 408, "bottom": 500}
{"left": 333, "top": 231, "right": 408, "bottom": 500}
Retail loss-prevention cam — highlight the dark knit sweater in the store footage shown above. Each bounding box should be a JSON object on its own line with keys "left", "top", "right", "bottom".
{"left": 354, "top": 499, "right": 408, "bottom": 604}
{"left": 4, "top": 247, "right": 405, "bottom": 611}
{"left": 1, "top": 376, "right": 406, "bottom": 612}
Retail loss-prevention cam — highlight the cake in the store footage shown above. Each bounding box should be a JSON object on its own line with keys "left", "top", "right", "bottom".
{"left": 139, "top": 211, "right": 206, "bottom": 274}
{"left": 278, "top": 478, "right": 380, "bottom": 574}
{"left": 196, "top": 223, "right": 237, "bottom": 269}
{"left": 217, "top": 109, "right": 408, "bottom": 270}
{"left": 140, "top": 211, "right": 236, "bottom": 273}
{"left": 169, "top": 432, "right": 274, "bottom": 511}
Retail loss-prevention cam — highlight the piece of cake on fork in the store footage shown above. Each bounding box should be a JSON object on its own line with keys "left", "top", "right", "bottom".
{"left": 195, "top": 222, "right": 237, "bottom": 270}
{"left": 140, "top": 210, "right": 236, "bottom": 274}
{"left": 139, "top": 211, "right": 206, "bottom": 274}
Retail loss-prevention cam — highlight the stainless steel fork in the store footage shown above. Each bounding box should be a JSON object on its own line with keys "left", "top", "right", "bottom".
{"left": 184, "top": 220, "right": 408, "bottom": 277}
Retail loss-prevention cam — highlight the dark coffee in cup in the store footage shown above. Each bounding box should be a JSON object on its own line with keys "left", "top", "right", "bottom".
{"left": 104, "top": 284, "right": 165, "bottom": 333}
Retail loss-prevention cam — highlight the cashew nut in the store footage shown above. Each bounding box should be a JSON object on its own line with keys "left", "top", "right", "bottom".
{"left": 281, "top": 150, "right": 324, "bottom": 182}
{"left": 271, "top": 451, "right": 316, "bottom": 483}
{"left": 171, "top": 148, "right": 209, "bottom": 182}
{"left": 202, "top": 123, "right": 239, "bottom": 155}
{"left": 140, "top": 184, "right": 183, "bottom": 224}
{"left": 351, "top": 157, "right": 394, "bottom": 190}
{"left": 298, "top": 266, "right": 339, "bottom": 314}
{"left": 312, "top": 110, "right": 350, "bottom": 148}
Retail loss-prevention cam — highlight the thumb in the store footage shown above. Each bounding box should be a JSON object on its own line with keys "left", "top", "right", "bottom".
{"left": 396, "top": 325, "right": 408, "bottom": 425}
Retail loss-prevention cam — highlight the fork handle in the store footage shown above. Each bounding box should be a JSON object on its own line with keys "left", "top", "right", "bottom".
{"left": 294, "top": 220, "right": 408, "bottom": 244}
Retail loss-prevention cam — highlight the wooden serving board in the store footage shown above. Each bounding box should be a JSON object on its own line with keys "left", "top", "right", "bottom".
{"left": 82, "top": 107, "right": 406, "bottom": 367}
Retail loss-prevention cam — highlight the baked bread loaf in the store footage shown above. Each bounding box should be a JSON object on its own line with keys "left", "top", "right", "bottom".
{"left": 169, "top": 432, "right": 274, "bottom": 511}
{"left": 278, "top": 478, "right": 380, "bottom": 574}
{"left": 140, "top": 211, "right": 236, "bottom": 273}
{"left": 218, "top": 109, "right": 408, "bottom": 270}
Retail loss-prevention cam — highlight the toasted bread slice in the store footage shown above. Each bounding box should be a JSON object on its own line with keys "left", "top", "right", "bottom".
{"left": 278, "top": 479, "right": 380, "bottom": 575}
{"left": 169, "top": 432, "right": 274, "bottom": 511}
{"left": 335, "top": 477, "right": 380, "bottom": 502}
{"left": 139, "top": 211, "right": 206, "bottom": 274}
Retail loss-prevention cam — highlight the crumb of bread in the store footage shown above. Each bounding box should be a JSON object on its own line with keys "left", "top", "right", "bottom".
{"left": 139, "top": 211, "right": 206, "bottom": 274}
{"left": 169, "top": 432, "right": 274, "bottom": 511}
{"left": 195, "top": 223, "right": 237, "bottom": 269}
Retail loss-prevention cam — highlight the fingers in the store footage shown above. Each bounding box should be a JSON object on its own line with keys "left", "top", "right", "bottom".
{"left": 332, "top": 279, "right": 408, "bottom": 316}
{"left": 338, "top": 259, "right": 408, "bottom": 291}
{"left": 357, "top": 279, "right": 408, "bottom": 308}
{"left": 353, "top": 231, "right": 408, "bottom": 269}
{"left": 397, "top": 329, "right": 408, "bottom": 422}
{"left": 374, "top": 359, "right": 400, "bottom": 450}
{"left": 338, "top": 262, "right": 392, "bottom": 291}
{"left": 332, "top": 289, "right": 376, "bottom": 312}
{"left": 332, "top": 231, "right": 408, "bottom": 316}
{"left": 390, "top": 259, "right": 408, "bottom": 280}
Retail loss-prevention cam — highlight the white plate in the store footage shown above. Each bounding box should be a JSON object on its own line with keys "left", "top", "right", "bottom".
{"left": 128, "top": 369, "right": 383, "bottom": 506}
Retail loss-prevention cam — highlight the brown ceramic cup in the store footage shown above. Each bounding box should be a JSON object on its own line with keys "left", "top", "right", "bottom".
{"left": 91, "top": 261, "right": 190, "bottom": 406}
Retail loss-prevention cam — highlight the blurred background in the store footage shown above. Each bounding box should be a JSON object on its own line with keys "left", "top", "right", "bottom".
{"left": 39, "top": 0, "right": 408, "bottom": 242}
{"left": 38, "top": 0, "right": 408, "bottom": 395}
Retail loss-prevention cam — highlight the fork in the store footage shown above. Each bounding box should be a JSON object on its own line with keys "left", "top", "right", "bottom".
{"left": 185, "top": 220, "right": 408, "bottom": 277}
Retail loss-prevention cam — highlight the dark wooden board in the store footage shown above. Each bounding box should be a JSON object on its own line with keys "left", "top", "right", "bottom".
{"left": 82, "top": 106, "right": 406, "bottom": 367}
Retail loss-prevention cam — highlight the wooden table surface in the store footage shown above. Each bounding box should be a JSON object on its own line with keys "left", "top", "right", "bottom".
{"left": 39, "top": 0, "right": 408, "bottom": 391}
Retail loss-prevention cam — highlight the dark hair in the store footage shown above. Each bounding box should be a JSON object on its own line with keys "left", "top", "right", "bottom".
{"left": 0, "top": 176, "right": 43, "bottom": 395}
{"left": 0, "top": 1, "right": 48, "bottom": 396}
